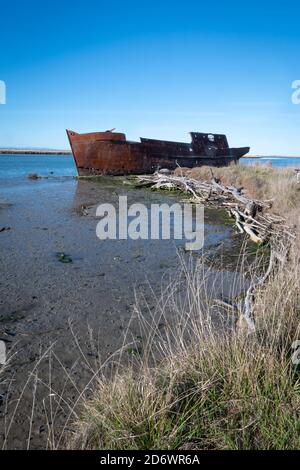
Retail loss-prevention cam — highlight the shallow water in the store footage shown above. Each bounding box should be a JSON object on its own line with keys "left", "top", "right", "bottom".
{"left": 0, "top": 154, "right": 77, "bottom": 180}
{"left": 0, "top": 154, "right": 252, "bottom": 449}
{"left": 242, "top": 156, "right": 300, "bottom": 168}
{"left": 1, "top": 154, "right": 299, "bottom": 184}
{"left": 0, "top": 154, "right": 240, "bottom": 254}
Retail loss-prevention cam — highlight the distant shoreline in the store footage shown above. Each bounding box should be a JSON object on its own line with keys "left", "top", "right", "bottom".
{"left": 243, "top": 155, "right": 300, "bottom": 159}
{"left": 0, "top": 149, "right": 72, "bottom": 155}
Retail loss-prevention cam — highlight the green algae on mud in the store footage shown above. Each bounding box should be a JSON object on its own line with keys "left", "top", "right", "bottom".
{"left": 74, "top": 175, "right": 261, "bottom": 271}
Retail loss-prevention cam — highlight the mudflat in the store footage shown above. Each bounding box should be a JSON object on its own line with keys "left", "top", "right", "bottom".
{"left": 0, "top": 176, "right": 248, "bottom": 449}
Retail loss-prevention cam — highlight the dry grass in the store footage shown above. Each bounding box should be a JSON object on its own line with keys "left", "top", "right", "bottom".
{"left": 65, "top": 165, "right": 300, "bottom": 450}
{"left": 2, "top": 165, "right": 299, "bottom": 450}
{"left": 174, "top": 163, "right": 300, "bottom": 222}
{"left": 67, "top": 250, "right": 300, "bottom": 450}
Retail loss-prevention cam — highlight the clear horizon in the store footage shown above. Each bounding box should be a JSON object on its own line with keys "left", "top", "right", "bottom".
{"left": 1, "top": 1, "right": 300, "bottom": 155}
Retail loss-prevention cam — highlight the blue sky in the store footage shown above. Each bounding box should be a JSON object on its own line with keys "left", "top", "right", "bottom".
{"left": 0, "top": 0, "right": 299, "bottom": 154}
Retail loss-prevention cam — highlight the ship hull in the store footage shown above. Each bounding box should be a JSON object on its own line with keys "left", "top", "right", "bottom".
{"left": 67, "top": 130, "right": 249, "bottom": 176}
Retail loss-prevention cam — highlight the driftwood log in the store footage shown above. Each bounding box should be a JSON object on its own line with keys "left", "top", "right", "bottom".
{"left": 136, "top": 170, "right": 295, "bottom": 333}
{"left": 136, "top": 171, "right": 295, "bottom": 247}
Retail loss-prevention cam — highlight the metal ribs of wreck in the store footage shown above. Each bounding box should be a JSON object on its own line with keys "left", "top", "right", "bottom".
{"left": 66, "top": 129, "right": 250, "bottom": 176}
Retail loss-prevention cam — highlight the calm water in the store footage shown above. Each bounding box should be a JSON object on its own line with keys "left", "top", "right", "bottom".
{"left": 0, "top": 154, "right": 77, "bottom": 179}
{"left": 0, "top": 153, "right": 242, "bottom": 256}
{"left": 0, "top": 154, "right": 300, "bottom": 183}
{"left": 242, "top": 156, "right": 300, "bottom": 168}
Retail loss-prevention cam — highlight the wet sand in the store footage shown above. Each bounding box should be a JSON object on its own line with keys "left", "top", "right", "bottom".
{"left": 0, "top": 176, "right": 248, "bottom": 449}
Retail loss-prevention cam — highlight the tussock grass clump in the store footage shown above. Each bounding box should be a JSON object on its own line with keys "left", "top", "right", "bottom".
{"left": 68, "top": 250, "right": 300, "bottom": 450}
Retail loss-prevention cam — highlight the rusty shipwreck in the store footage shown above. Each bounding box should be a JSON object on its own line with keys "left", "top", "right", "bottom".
{"left": 66, "top": 129, "right": 249, "bottom": 176}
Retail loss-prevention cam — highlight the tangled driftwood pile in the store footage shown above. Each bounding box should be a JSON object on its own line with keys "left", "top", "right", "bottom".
{"left": 137, "top": 170, "right": 295, "bottom": 247}
{"left": 137, "top": 170, "right": 296, "bottom": 333}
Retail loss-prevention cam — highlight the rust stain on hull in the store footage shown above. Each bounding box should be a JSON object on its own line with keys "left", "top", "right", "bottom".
{"left": 66, "top": 129, "right": 250, "bottom": 176}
